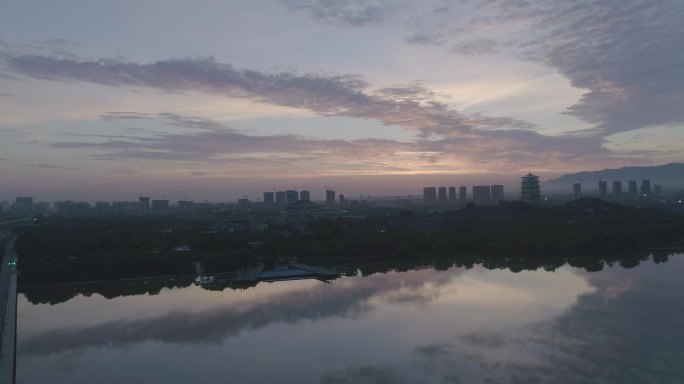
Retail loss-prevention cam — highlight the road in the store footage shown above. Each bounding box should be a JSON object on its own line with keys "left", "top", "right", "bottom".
{"left": 0, "top": 231, "right": 18, "bottom": 383}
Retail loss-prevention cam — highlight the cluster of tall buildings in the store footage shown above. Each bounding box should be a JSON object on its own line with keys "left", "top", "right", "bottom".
{"left": 11, "top": 197, "right": 35, "bottom": 216}
{"left": 5, "top": 170, "right": 680, "bottom": 220}
{"left": 576, "top": 179, "right": 662, "bottom": 200}
{"left": 2, "top": 197, "right": 54, "bottom": 217}
{"left": 137, "top": 196, "right": 172, "bottom": 212}
{"left": 423, "top": 184, "right": 505, "bottom": 206}
{"left": 1, "top": 187, "right": 362, "bottom": 219}
{"left": 422, "top": 172, "right": 542, "bottom": 206}
{"left": 261, "top": 188, "right": 353, "bottom": 208}
{"left": 0, "top": 196, "right": 190, "bottom": 218}
{"left": 262, "top": 190, "right": 308, "bottom": 207}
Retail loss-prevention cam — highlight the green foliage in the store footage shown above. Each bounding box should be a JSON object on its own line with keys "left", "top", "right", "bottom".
{"left": 15, "top": 200, "right": 684, "bottom": 284}
{"left": 16, "top": 218, "right": 200, "bottom": 284}
{"left": 20, "top": 276, "right": 194, "bottom": 305}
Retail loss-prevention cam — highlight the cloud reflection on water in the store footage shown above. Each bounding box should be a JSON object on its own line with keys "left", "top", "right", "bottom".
{"left": 324, "top": 255, "right": 684, "bottom": 384}
{"left": 20, "top": 269, "right": 455, "bottom": 355}
{"left": 19, "top": 256, "right": 681, "bottom": 383}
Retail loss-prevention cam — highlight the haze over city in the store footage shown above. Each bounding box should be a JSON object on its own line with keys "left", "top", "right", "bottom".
{"left": 3, "top": 3, "right": 684, "bottom": 383}
{"left": 1, "top": 1, "right": 683, "bottom": 202}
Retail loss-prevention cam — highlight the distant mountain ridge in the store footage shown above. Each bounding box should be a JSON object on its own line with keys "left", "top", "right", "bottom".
{"left": 545, "top": 163, "right": 684, "bottom": 190}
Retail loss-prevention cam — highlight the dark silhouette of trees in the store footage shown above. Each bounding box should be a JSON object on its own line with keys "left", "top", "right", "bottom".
{"left": 15, "top": 199, "right": 684, "bottom": 285}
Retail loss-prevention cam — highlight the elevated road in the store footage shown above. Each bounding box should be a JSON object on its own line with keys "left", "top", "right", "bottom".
{"left": 0, "top": 231, "right": 18, "bottom": 384}
{"left": 0, "top": 218, "right": 32, "bottom": 231}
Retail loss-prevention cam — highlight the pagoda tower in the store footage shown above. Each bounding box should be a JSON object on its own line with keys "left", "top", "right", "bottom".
{"left": 520, "top": 172, "right": 541, "bottom": 204}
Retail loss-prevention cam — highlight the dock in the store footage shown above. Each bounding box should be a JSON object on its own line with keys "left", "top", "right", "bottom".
{"left": 287, "top": 261, "right": 341, "bottom": 278}
{"left": 196, "top": 261, "right": 344, "bottom": 288}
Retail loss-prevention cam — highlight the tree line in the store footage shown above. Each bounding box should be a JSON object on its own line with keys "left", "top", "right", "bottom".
{"left": 15, "top": 198, "right": 684, "bottom": 285}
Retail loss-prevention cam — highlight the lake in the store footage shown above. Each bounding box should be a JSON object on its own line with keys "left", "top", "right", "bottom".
{"left": 17, "top": 254, "right": 684, "bottom": 383}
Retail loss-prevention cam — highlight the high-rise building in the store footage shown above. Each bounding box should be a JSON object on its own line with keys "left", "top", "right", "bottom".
{"left": 299, "top": 190, "right": 310, "bottom": 201}
{"left": 326, "top": 189, "right": 336, "bottom": 206}
{"left": 612, "top": 181, "right": 622, "bottom": 196}
{"left": 151, "top": 199, "right": 169, "bottom": 211}
{"left": 339, "top": 194, "right": 346, "bottom": 206}
{"left": 275, "top": 191, "right": 286, "bottom": 206}
{"left": 628, "top": 180, "right": 638, "bottom": 196}
{"left": 54, "top": 201, "right": 69, "bottom": 215}
{"left": 598, "top": 180, "right": 607, "bottom": 199}
{"left": 14, "top": 196, "right": 34, "bottom": 217}
{"left": 34, "top": 202, "right": 49, "bottom": 215}
{"left": 95, "top": 201, "right": 111, "bottom": 214}
{"left": 178, "top": 200, "right": 195, "bottom": 212}
{"left": 459, "top": 186, "right": 467, "bottom": 204}
{"left": 520, "top": 173, "right": 541, "bottom": 204}
{"left": 640, "top": 180, "right": 651, "bottom": 196}
{"left": 654, "top": 184, "right": 662, "bottom": 195}
{"left": 448, "top": 187, "right": 456, "bottom": 202}
{"left": 573, "top": 183, "right": 582, "bottom": 199}
{"left": 491, "top": 185, "right": 504, "bottom": 204}
{"left": 423, "top": 187, "right": 437, "bottom": 204}
{"left": 139, "top": 196, "right": 150, "bottom": 213}
{"left": 285, "top": 190, "right": 299, "bottom": 204}
{"left": 263, "top": 192, "right": 274, "bottom": 205}
{"left": 438, "top": 187, "right": 447, "bottom": 203}
{"left": 55, "top": 201, "right": 89, "bottom": 216}
{"left": 77, "top": 202, "right": 91, "bottom": 215}
{"left": 472, "top": 186, "right": 491, "bottom": 205}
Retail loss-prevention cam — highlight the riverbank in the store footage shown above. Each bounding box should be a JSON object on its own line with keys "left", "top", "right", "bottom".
{"left": 18, "top": 250, "right": 681, "bottom": 306}
{"left": 14, "top": 199, "right": 684, "bottom": 285}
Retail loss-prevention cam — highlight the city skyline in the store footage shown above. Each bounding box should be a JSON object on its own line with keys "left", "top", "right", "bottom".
{"left": 2, "top": 1, "right": 683, "bottom": 201}
{"left": 2, "top": 173, "right": 669, "bottom": 209}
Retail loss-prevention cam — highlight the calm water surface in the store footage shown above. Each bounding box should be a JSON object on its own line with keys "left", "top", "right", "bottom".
{"left": 17, "top": 254, "right": 684, "bottom": 383}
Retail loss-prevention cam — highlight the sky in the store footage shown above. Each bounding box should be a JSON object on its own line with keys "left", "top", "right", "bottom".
{"left": 1, "top": 0, "right": 683, "bottom": 202}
